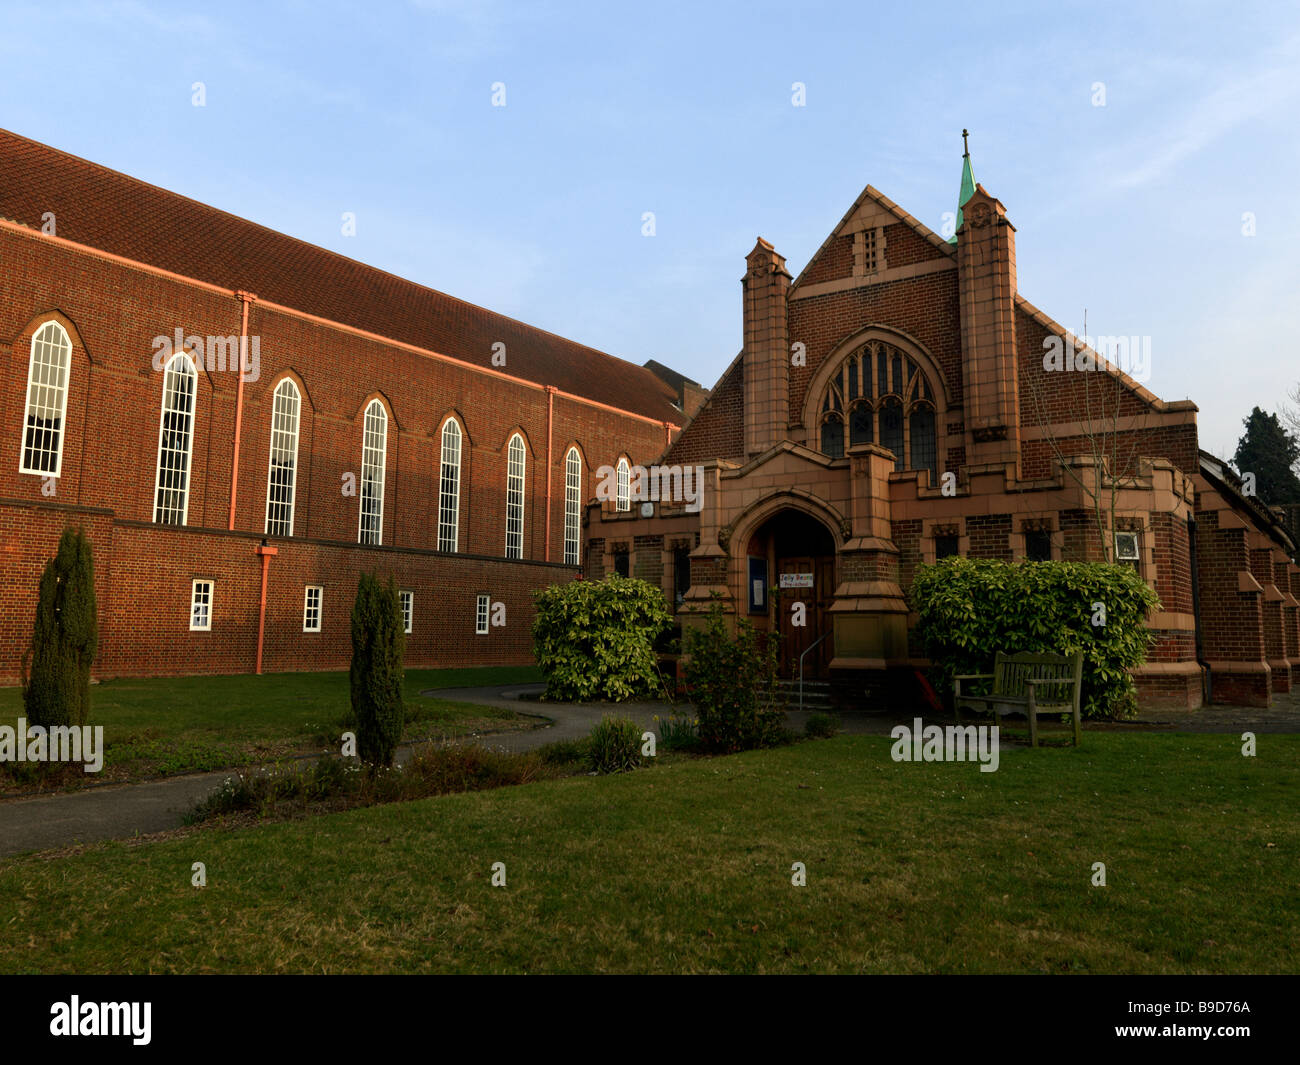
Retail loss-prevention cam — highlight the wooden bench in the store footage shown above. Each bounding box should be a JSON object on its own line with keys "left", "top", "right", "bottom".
{"left": 953, "top": 651, "right": 1084, "bottom": 747}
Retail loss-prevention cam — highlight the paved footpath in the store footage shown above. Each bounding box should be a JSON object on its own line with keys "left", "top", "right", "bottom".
{"left": 1, "top": 684, "right": 1295, "bottom": 859}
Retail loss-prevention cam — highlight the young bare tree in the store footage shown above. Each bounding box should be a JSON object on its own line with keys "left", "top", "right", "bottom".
{"left": 1023, "top": 314, "right": 1159, "bottom": 564}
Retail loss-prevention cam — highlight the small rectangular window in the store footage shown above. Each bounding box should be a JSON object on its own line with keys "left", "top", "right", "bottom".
{"left": 303, "top": 585, "right": 322, "bottom": 632}
{"left": 1025, "top": 530, "right": 1052, "bottom": 562}
{"left": 476, "top": 594, "right": 490, "bottom": 635}
{"left": 1115, "top": 531, "right": 1141, "bottom": 571}
{"left": 400, "top": 590, "right": 413, "bottom": 634}
{"left": 190, "top": 580, "right": 213, "bottom": 631}
{"left": 935, "top": 534, "right": 960, "bottom": 559}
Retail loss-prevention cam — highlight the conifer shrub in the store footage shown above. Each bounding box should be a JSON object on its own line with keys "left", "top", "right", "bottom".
{"left": 23, "top": 527, "right": 98, "bottom": 729}
{"left": 349, "top": 573, "right": 406, "bottom": 766}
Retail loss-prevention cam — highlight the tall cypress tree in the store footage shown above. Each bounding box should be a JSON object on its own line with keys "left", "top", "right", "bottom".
{"left": 23, "top": 527, "right": 98, "bottom": 728}
{"left": 349, "top": 573, "right": 406, "bottom": 766}
{"left": 1233, "top": 407, "right": 1300, "bottom": 507}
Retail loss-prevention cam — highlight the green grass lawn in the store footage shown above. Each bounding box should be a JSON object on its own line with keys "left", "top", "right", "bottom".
{"left": 1, "top": 732, "right": 1294, "bottom": 973}
{"left": 0, "top": 665, "right": 541, "bottom": 791}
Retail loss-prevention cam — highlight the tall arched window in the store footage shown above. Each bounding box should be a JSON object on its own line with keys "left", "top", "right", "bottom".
{"left": 265, "top": 378, "right": 301, "bottom": 536}
{"left": 909, "top": 404, "right": 937, "bottom": 482}
{"left": 154, "top": 354, "right": 197, "bottom": 524}
{"left": 616, "top": 457, "right": 630, "bottom": 512}
{"left": 819, "top": 340, "right": 937, "bottom": 475}
{"left": 505, "top": 433, "right": 526, "bottom": 559}
{"left": 820, "top": 413, "right": 844, "bottom": 459}
{"left": 20, "top": 321, "right": 72, "bottom": 476}
{"left": 358, "top": 400, "right": 387, "bottom": 546}
{"left": 564, "top": 447, "right": 582, "bottom": 566}
{"left": 438, "top": 418, "right": 462, "bottom": 552}
{"left": 879, "top": 398, "right": 903, "bottom": 470}
{"left": 849, "top": 403, "right": 873, "bottom": 447}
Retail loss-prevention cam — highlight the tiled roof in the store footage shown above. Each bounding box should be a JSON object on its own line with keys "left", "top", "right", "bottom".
{"left": 0, "top": 128, "right": 682, "bottom": 425}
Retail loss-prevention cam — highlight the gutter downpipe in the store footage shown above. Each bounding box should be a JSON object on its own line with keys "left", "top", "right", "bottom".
{"left": 545, "top": 386, "right": 556, "bottom": 562}
{"left": 1188, "top": 514, "right": 1211, "bottom": 705}
{"left": 255, "top": 540, "right": 278, "bottom": 675}
{"left": 228, "top": 291, "right": 256, "bottom": 531}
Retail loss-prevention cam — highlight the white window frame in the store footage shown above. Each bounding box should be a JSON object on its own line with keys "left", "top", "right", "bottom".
{"left": 358, "top": 399, "right": 387, "bottom": 546}
{"left": 19, "top": 320, "right": 72, "bottom": 477}
{"left": 616, "top": 457, "right": 630, "bottom": 512}
{"left": 1115, "top": 531, "right": 1141, "bottom": 568}
{"left": 476, "top": 594, "right": 490, "bottom": 635}
{"left": 438, "top": 418, "right": 462, "bottom": 552}
{"left": 265, "top": 378, "right": 302, "bottom": 537}
{"left": 190, "top": 579, "right": 213, "bottom": 631}
{"left": 303, "top": 585, "right": 323, "bottom": 632}
{"left": 564, "top": 447, "right": 582, "bottom": 566}
{"left": 505, "top": 433, "right": 525, "bottom": 559}
{"left": 154, "top": 353, "right": 198, "bottom": 525}
{"left": 400, "top": 590, "right": 413, "bottom": 634}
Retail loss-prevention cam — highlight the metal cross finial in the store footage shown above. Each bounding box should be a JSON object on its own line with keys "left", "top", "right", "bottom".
{"left": 962, "top": 129, "right": 969, "bottom": 157}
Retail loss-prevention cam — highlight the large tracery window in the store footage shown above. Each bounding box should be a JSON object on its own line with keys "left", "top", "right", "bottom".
{"left": 819, "top": 341, "right": 938, "bottom": 480}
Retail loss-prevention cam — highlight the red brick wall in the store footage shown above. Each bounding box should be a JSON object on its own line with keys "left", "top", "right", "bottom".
{"left": 0, "top": 227, "right": 671, "bottom": 678}
{"left": 664, "top": 358, "right": 745, "bottom": 465}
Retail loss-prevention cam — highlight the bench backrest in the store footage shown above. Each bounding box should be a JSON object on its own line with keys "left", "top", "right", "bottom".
{"left": 991, "top": 651, "right": 1083, "bottom": 702}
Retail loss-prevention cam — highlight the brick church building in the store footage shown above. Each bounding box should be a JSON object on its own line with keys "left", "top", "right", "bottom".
{"left": 0, "top": 129, "right": 698, "bottom": 680}
{"left": 587, "top": 144, "right": 1299, "bottom": 709}
{"left": 2, "top": 129, "right": 1295, "bottom": 708}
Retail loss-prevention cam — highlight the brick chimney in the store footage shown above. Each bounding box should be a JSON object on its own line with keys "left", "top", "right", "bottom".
{"left": 743, "top": 237, "right": 791, "bottom": 458}
{"left": 956, "top": 185, "right": 1019, "bottom": 473}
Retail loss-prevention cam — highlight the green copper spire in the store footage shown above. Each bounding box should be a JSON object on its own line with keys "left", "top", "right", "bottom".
{"left": 950, "top": 129, "right": 975, "bottom": 243}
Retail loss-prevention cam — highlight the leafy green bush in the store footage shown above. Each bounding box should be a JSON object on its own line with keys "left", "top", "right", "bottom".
{"left": 350, "top": 573, "right": 406, "bottom": 766}
{"left": 805, "top": 712, "right": 841, "bottom": 739}
{"left": 532, "top": 575, "right": 672, "bottom": 701}
{"left": 910, "top": 558, "right": 1161, "bottom": 720}
{"left": 23, "top": 527, "right": 98, "bottom": 729}
{"left": 682, "top": 599, "right": 789, "bottom": 753}
{"left": 587, "top": 715, "right": 646, "bottom": 774}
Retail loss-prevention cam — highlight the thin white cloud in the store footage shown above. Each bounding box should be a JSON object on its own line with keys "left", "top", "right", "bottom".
{"left": 1111, "top": 35, "right": 1300, "bottom": 189}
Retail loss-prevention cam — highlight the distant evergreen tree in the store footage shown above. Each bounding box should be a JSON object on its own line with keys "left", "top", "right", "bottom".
{"left": 1232, "top": 407, "right": 1300, "bottom": 506}
{"left": 23, "top": 527, "right": 98, "bottom": 728}
{"left": 349, "top": 573, "right": 406, "bottom": 766}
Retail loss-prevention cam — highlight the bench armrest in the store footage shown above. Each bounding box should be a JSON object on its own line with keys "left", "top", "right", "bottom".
{"left": 953, "top": 673, "right": 994, "bottom": 682}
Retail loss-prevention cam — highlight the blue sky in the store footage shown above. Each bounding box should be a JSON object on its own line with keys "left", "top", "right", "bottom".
{"left": 3, "top": 0, "right": 1298, "bottom": 458}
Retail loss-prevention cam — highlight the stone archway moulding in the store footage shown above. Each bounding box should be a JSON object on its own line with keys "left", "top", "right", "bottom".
{"left": 797, "top": 323, "right": 952, "bottom": 434}
{"left": 720, "top": 489, "right": 850, "bottom": 556}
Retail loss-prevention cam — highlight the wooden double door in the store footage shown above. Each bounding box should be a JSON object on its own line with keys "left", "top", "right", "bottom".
{"left": 771, "top": 555, "right": 834, "bottom": 679}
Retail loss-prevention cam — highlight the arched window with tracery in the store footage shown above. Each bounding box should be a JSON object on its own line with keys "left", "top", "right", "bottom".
{"left": 818, "top": 341, "right": 938, "bottom": 477}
